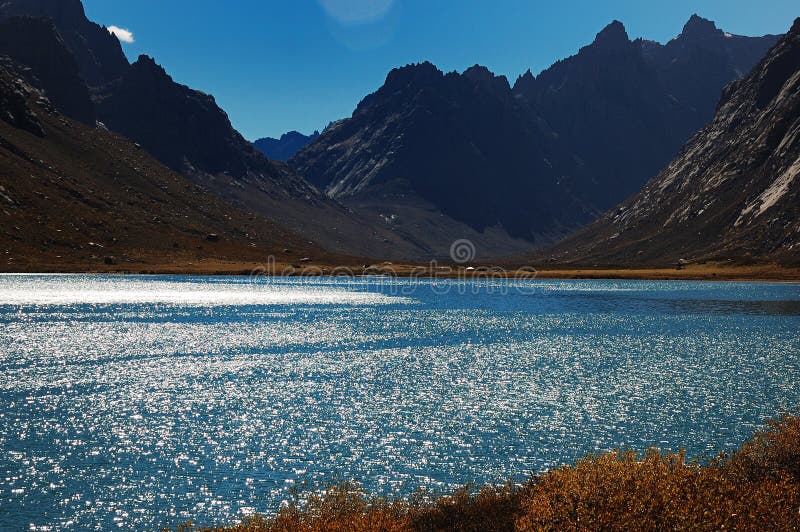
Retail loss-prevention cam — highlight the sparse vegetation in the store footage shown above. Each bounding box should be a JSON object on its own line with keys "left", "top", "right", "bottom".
{"left": 177, "top": 416, "right": 800, "bottom": 531}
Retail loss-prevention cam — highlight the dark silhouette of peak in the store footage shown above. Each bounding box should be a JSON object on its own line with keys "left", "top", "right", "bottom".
{"left": 512, "top": 15, "right": 781, "bottom": 210}
{"left": 294, "top": 15, "right": 784, "bottom": 257}
{"left": 95, "top": 54, "right": 260, "bottom": 179}
{"left": 291, "top": 57, "right": 591, "bottom": 245}
{"left": 1, "top": 0, "right": 86, "bottom": 27}
{"left": 512, "top": 69, "right": 536, "bottom": 94}
{"left": 0, "top": 57, "right": 328, "bottom": 271}
{"left": 681, "top": 14, "right": 724, "bottom": 40}
{"left": 463, "top": 65, "right": 511, "bottom": 92}
{"left": 132, "top": 54, "right": 162, "bottom": 71}
{"left": 125, "top": 55, "right": 174, "bottom": 85}
{"left": 642, "top": 15, "right": 780, "bottom": 138}
{"left": 462, "top": 64, "right": 493, "bottom": 80}
{"left": 591, "top": 20, "right": 630, "bottom": 49}
{"left": 0, "top": 0, "right": 129, "bottom": 86}
{"left": 383, "top": 61, "right": 442, "bottom": 89}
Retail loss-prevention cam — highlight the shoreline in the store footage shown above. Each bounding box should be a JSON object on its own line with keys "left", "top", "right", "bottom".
{"left": 2, "top": 261, "right": 800, "bottom": 282}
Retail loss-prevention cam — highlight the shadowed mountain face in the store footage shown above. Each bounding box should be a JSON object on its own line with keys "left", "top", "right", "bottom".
{"left": 547, "top": 18, "right": 800, "bottom": 266}
{"left": 90, "top": 55, "right": 440, "bottom": 260}
{"left": 294, "top": 16, "right": 779, "bottom": 251}
{"left": 514, "top": 16, "right": 779, "bottom": 207}
{"left": 254, "top": 131, "right": 320, "bottom": 162}
{"left": 292, "top": 62, "right": 595, "bottom": 244}
{"left": 94, "top": 55, "right": 286, "bottom": 181}
{"left": 0, "top": 16, "right": 95, "bottom": 124}
{"left": 0, "top": 0, "right": 128, "bottom": 87}
{"left": 644, "top": 15, "right": 780, "bottom": 128}
{"left": 514, "top": 20, "right": 694, "bottom": 208}
{"left": 0, "top": 56, "right": 45, "bottom": 136}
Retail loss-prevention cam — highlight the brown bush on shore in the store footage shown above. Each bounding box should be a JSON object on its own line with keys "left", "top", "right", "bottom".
{"left": 180, "top": 416, "right": 800, "bottom": 532}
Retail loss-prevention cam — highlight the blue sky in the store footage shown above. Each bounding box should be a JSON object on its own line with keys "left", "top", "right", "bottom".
{"left": 83, "top": 0, "right": 797, "bottom": 141}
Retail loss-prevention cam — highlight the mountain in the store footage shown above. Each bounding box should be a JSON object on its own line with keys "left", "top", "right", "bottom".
{"left": 0, "top": 55, "right": 325, "bottom": 271}
{"left": 512, "top": 16, "right": 779, "bottom": 208}
{"left": 254, "top": 130, "right": 320, "bottom": 161}
{"left": 292, "top": 17, "right": 779, "bottom": 257}
{"left": 291, "top": 62, "right": 595, "bottom": 256}
{"left": 0, "top": 1, "right": 318, "bottom": 196}
{"left": 545, "top": 18, "right": 800, "bottom": 266}
{"left": 0, "top": 0, "right": 129, "bottom": 87}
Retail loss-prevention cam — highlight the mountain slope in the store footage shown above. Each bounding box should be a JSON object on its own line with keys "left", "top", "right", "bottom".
{"left": 94, "top": 55, "right": 302, "bottom": 183}
{"left": 254, "top": 131, "right": 320, "bottom": 162}
{"left": 547, "top": 18, "right": 800, "bottom": 266}
{"left": 0, "top": 55, "right": 328, "bottom": 271}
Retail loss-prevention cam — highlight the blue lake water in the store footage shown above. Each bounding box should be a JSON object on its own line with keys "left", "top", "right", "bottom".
{"left": 1, "top": 274, "right": 799, "bottom": 530}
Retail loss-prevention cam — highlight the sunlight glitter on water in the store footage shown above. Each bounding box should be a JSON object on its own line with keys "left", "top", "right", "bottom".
{"left": 0, "top": 275, "right": 411, "bottom": 306}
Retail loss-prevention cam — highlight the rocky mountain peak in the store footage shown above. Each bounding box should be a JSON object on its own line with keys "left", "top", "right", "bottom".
{"left": 462, "top": 64, "right": 511, "bottom": 92}
{"left": 129, "top": 55, "right": 170, "bottom": 81}
{"left": 253, "top": 130, "right": 320, "bottom": 162}
{"left": 383, "top": 61, "right": 442, "bottom": 89}
{"left": 680, "top": 14, "right": 724, "bottom": 40}
{"left": 462, "top": 64, "right": 493, "bottom": 81}
{"left": 591, "top": 20, "right": 630, "bottom": 50}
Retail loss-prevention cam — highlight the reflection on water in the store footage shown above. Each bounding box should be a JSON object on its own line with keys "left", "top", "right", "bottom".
{"left": 0, "top": 275, "right": 799, "bottom": 531}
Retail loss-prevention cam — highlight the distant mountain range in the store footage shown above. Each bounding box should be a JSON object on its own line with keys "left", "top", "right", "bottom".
{"left": 0, "top": 0, "right": 794, "bottom": 264}
{"left": 543, "top": 18, "right": 800, "bottom": 266}
{"left": 254, "top": 131, "right": 319, "bottom": 162}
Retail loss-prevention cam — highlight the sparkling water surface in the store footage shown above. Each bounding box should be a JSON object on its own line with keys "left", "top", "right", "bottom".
{"left": 1, "top": 274, "right": 799, "bottom": 530}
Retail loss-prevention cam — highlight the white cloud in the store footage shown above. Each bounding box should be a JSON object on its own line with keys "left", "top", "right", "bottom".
{"left": 108, "top": 25, "right": 135, "bottom": 44}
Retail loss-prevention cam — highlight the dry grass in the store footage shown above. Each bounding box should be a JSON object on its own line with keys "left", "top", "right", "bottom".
{"left": 177, "top": 416, "right": 800, "bottom": 531}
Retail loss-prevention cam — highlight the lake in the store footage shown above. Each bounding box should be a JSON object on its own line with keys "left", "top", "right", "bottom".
{"left": 1, "top": 274, "right": 799, "bottom": 530}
